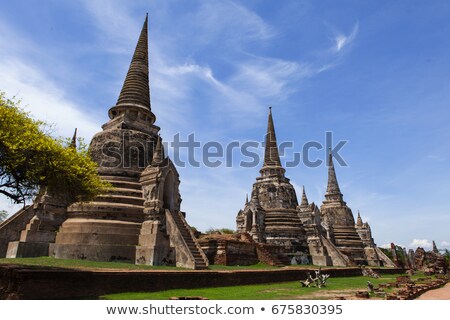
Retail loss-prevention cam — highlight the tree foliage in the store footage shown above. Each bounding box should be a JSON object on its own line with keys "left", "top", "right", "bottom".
{"left": 378, "top": 247, "right": 393, "bottom": 259}
{"left": 444, "top": 249, "right": 450, "bottom": 265}
{"left": 205, "top": 228, "right": 235, "bottom": 234}
{"left": 0, "top": 92, "right": 108, "bottom": 205}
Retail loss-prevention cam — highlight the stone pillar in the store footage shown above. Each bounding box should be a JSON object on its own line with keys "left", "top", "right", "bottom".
{"left": 135, "top": 219, "right": 173, "bottom": 265}
{"left": 307, "top": 235, "right": 332, "bottom": 266}
{"left": 136, "top": 165, "right": 172, "bottom": 265}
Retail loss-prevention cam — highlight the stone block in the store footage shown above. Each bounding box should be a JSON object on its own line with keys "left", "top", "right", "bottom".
{"left": 311, "top": 255, "right": 333, "bottom": 266}
{"left": 50, "top": 243, "right": 137, "bottom": 263}
{"left": 6, "top": 241, "right": 49, "bottom": 258}
{"left": 20, "top": 230, "right": 56, "bottom": 243}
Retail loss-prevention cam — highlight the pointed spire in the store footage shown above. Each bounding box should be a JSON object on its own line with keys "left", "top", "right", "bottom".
{"left": 116, "top": 14, "right": 151, "bottom": 110}
{"left": 70, "top": 128, "right": 77, "bottom": 149}
{"left": 151, "top": 135, "right": 164, "bottom": 166}
{"left": 325, "top": 148, "right": 343, "bottom": 200}
{"left": 245, "top": 193, "right": 249, "bottom": 205}
{"left": 263, "top": 107, "right": 282, "bottom": 168}
{"left": 432, "top": 240, "right": 439, "bottom": 253}
{"left": 356, "top": 210, "right": 363, "bottom": 227}
{"left": 300, "top": 185, "right": 309, "bottom": 208}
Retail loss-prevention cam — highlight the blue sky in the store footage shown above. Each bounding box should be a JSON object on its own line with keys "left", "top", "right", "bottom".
{"left": 1, "top": 0, "right": 449, "bottom": 251}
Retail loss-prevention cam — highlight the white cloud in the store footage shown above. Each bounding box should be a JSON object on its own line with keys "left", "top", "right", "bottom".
{"left": 230, "top": 58, "right": 306, "bottom": 98}
{"left": 409, "top": 239, "right": 432, "bottom": 249}
{"left": 194, "top": 0, "right": 276, "bottom": 44}
{"left": 0, "top": 18, "right": 101, "bottom": 141}
{"left": 333, "top": 22, "right": 359, "bottom": 52}
{"left": 0, "top": 58, "right": 100, "bottom": 140}
{"left": 380, "top": 243, "right": 406, "bottom": 249}
{"left": 441, "top": 241, "right": 450, "bottom": 248}
{"left": 81, "top": 0, "right": 140, "bottom": 52}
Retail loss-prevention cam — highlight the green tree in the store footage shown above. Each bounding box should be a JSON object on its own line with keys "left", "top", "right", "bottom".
{"left": 444, "top": 249, "right": 450, "bottom": 265}
{"left": 379, "top": 247, "right": 393, "bottom": 259}
{"left": 205, "top": 228, "right": 235, "bottom": 234}
{"left": 0, "top": 92, "right": 108, "bottom": 205}
{"left": 0, "top": 209, "right": 7, "bottom": 222}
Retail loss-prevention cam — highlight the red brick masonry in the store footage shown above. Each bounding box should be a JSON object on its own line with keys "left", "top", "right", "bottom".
{"left": 0, "top": 264, "right": 405, "bottom": 299}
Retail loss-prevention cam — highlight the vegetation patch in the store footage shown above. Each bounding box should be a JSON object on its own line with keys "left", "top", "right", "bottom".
{"left": 101, "top": 274, "right": 414, "bottom": 300}
{"left": 0, "top": 257, "right": 185, "bottom": 270}
{"left": 208, "top": 263, "right": 278, "bottom": 270}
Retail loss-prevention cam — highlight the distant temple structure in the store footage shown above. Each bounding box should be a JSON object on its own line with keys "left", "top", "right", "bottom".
{"left": 236, "top": 108, "right": 306, "bottom": 256}
{"left": 235, "top": 109, "right": 394, "bottom": 267}
{"left": 0, "top": 16, "right": 208, "bottom": 269}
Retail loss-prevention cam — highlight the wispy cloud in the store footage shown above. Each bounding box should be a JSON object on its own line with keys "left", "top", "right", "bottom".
{"left": 333, "top": 22, "right": 359, "bottom": 53}
{"left": 0, "top": 21, "right": 100, "bottom": 140}
{"left": 441, "top": 241, "right": 450, "bottom": 246}
{"left": 230, "top": 57, "right": 308, "bottom": 99}
{"left": 0, "top": 15, "right": 105, "bottom": 210}
{"left": 193, "top": 0, "right": 276, "bottom": 44}
{"left": 0, "top": 58, "right": 100, "bottom": 139}
{"left": 409, "top": 238, "right": 432, "bottom": 249}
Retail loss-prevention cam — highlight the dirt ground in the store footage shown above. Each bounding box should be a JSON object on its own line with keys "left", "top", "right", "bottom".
{"left": 416, "top": 282, "right": 450, "bottom": 300}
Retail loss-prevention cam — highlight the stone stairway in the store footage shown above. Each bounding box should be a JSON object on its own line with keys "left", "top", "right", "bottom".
{"left": 241, "top": 233, "right": 286, "bottom": 267}
{"left": 170, "top": 211, "right": 208, "bottom": 270}
{"left": 332, "top": 226, "right": 366, "bottom": 265}
{"left": 67, "top": 175, "right": 145, "bottom": 222}
{"left": 0, "top": 205, "right": 35, "bottom": 257}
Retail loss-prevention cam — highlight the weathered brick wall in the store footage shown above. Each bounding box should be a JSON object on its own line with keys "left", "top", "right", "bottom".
{"left": 0, "top": 264, "right": 405, "bottom": 299}
{"left": 225, "top": 241, "right": 259, "bottom": 265}
{"left": 199, "top": 239, "right": 258, "bottom": 266}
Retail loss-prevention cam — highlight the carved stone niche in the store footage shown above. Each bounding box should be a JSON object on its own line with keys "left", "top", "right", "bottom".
{"left": 140, "top": 159, "right": 182, "bottom": 217}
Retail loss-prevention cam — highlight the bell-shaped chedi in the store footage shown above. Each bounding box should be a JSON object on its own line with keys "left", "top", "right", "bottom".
{"left": 46, "top": 16, "right": 207, "bottom": 269}
{"left": 236, "top": 108, "right": 306, "bottom": 257}
{"left": 320, "top": 150, "right": 367, "bottom": 265}
{"left": 89, "top": 15, "right": 159, "bottom": 178}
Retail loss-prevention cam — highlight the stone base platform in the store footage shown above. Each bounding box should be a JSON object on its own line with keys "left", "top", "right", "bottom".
{"left": 50, "top": 218, "right": 142, "bottom": 263}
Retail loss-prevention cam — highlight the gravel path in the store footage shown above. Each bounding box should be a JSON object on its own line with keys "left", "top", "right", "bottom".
{"left": 416, "top": 282, "right": 450, "bottom": 300}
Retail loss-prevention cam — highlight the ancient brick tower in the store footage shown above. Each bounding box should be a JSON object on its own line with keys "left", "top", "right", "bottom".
{"left": 320, "top": 151, "right": 368, "bottom": 265}
{"left": 1, "top": 16, "right": 208, "bottom": 269}
{"left": 236, "top": 108, "right": 307, "bottom": 257}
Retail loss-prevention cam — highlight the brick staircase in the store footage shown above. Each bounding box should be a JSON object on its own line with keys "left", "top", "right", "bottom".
{"left": 170, "top": 211, "right": 208, "bottom": 270}
{"left": 331, "top": 226, "right": 366, "bottom": 265}
{"left": 241, "top": 233, "right": 286, "bottom": 267}
{"left": 0, "top": 205, "right": 35, "bottom": 257}
{"left": 67, "top": 175, "right": 145, "bottom": 222}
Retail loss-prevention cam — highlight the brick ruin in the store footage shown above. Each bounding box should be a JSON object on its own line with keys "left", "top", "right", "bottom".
{"left": 384, "top": 242, "right": 448, "bottom": 274}
{"left": 412, "top": 245, "right": 447, "bottom": 274}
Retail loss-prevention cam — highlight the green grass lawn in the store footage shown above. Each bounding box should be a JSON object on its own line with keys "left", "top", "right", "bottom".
{"left": 102, "top": 273, "right": 413, "bottom": 300}
{"left": 0, "top": 257, "right": 184, "bottom": 270}
{"left": 208, "top": 263, "right": 278, "bottom": 270}
{"left": 0, "top": 257, "right": 280, "bottom": 271}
